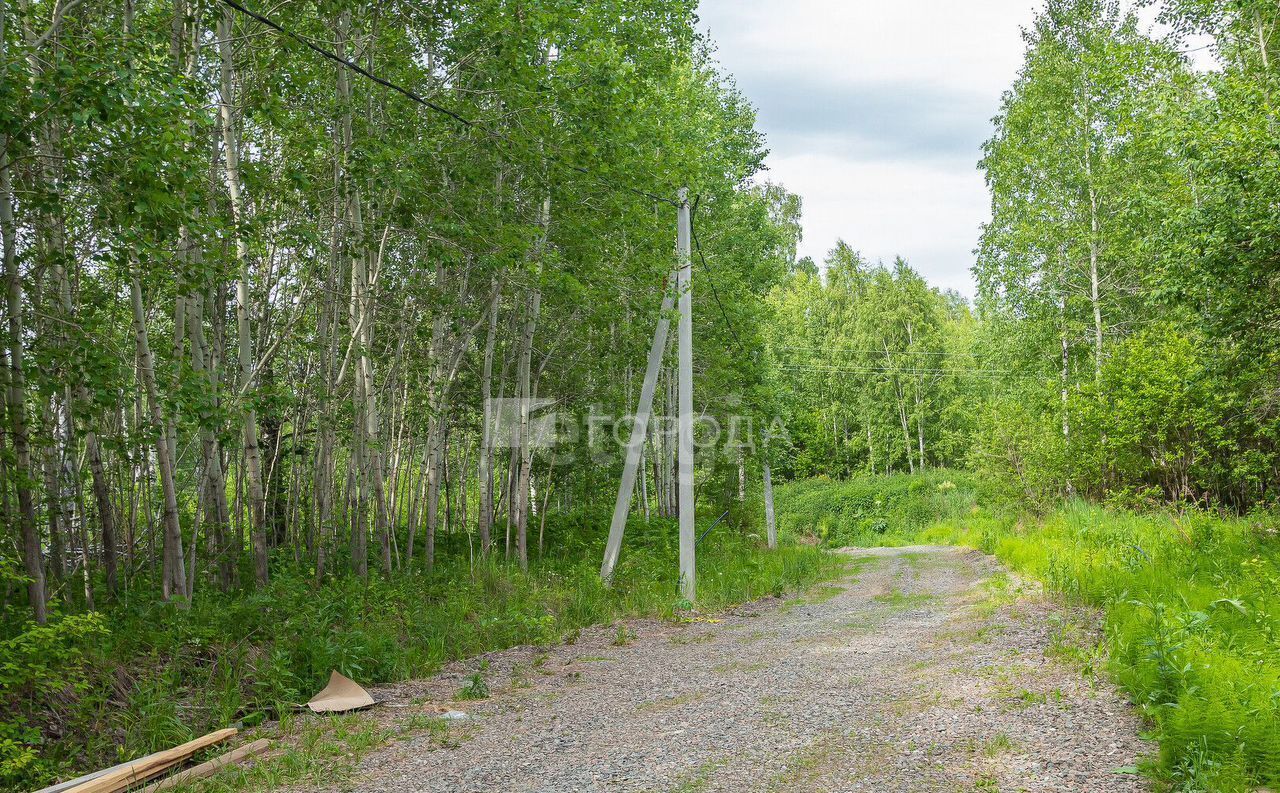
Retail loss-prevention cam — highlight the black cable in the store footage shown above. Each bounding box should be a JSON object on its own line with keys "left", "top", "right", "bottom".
{"left": 688, "top": 194, "right": 746, "bottom": 354}
{"left": 218, "top": 0, "right": 680, "bottom": 209}
{"left": 222, "top": 0, "right": 471, "bottom": 127}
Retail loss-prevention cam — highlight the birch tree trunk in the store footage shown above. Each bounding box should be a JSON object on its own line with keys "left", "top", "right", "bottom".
{"left": 1088, "top": 183, "right": 1104, "bottom": 381}
{"left": 477, "top": 278, "right": 500, "bottom": 555}
{"left": 187, "top": 290, "right": 233, "bottom": 590}
{"left": 313, "top": 91, "right": 345, "bottom": 585}
{"left": 763, "top": 459, "right": 777, "bottom": 550}
{"left": 130, "top": 273, "right": 187, "bottom": 601}
{"left": 1, "top": 141, "right": 45, "bottom": 622}
{"left": 335, "top": 11, "right": 370, "bottom": 579}
{"left": 424, "top": 304, "right": 446, "bottom": 572}
{"left": 219, "top": 8, "right": 268, "bottom": 586}
{"left": 515, "top": 201, "right": 549, "bottom": 570}
{"left": 42, "top": 415, "right": 65, "bottom": 591}
{"left": 914, "top": 389, "right": 926, "bottom": 471}
{"left": 895, "top": 380, "right": 914, "bottom": 475}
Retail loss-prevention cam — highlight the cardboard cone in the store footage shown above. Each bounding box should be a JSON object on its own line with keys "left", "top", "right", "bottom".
{"left": 306, "top": 670, "right": 376, "bottom": 713}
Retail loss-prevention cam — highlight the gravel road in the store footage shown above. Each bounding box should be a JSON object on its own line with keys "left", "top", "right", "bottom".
{"left": 299, "top": 545, "right": 1151, "bottom": 792}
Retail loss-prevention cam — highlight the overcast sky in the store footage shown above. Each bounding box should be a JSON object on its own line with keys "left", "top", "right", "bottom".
{"left": 695, "top": 1, "right": 1192, "bottom": 297}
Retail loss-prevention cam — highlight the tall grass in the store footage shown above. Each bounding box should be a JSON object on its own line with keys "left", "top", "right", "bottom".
{"left": 773, "top": 469, "right": 983, "bottom": 547}
{"left": 776, "top": 473, "right": 1280, "bottom": 791}
{"left": 2, "top": 514, "right": 835, "bottom": 790}
{"left": 921, "top": 503, "right": 1280, "bottom": 791}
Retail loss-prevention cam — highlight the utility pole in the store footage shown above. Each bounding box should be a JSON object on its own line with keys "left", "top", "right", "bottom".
{"left": 600, "top": 187, "right": 695, "bottom": 601}
{"left": 676, "top": 187, "right": 695, "bottom": 601}
{"left": 762, "top": 428, "right": 777, "bottom": 549}
{"left": 763, "top": 461, "right": 777, "bottom": 550}
{"left": 600, "top": 271, "right": 676, "bottom": 582}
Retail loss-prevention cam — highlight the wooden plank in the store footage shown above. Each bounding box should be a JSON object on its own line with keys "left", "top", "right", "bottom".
{"left": 35, "top": 739, "right": 213, "bottom": 793}
{"left": 34, "top": 765, "right": 114, "bottom": 793}
{"left": 64, "top": 728, "right": 237, "bottom": 793}
{"left": 134, "top": 739, "right": 270, "bottom": 793}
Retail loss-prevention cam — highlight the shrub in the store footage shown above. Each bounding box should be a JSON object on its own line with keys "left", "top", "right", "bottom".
{"left": 9, "top": 513, "right": 836, "bottom": 789}
{"left": 773, "top": 469, "right": 984, "bottom": 546}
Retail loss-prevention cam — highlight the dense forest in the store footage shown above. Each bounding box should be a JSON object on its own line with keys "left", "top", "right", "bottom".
{"left": 0, "top": 0, "right": 801, "bottom": 617}
{"left": 768, "top": 0, "right": 1280, "bottom": 513}
{"left": 0, "top": 0, "right": 812, "bottom": 784}
{"left": 6, "top": 0, "right": 1280, "bottom": 789}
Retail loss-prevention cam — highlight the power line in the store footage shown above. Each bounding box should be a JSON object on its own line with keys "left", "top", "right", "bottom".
{"left": 218, "top": 0, "right": 680, "bottom": 208}
{"left": 777, "top": 363, "right": 1013, "bottom": 377}
{"left": 688, "top": 195, "right": 746, "bottom": 354}
{"left": 774, "top": 345, "right": 988, "bottom": 357}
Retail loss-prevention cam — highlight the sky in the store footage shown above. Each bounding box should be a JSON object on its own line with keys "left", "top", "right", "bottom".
{"left": 695, "top": 1, "right": 1197, "bottom": 297}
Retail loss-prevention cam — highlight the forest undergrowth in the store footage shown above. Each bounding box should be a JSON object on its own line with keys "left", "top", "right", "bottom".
{"left": 1, "top": 515, "right": 834, "bottom": 790}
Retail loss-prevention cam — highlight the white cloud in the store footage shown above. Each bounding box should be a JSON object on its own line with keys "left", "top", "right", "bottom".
{"left": 697, "top": 0, "right": 1206, "bottom": 297}
{"left": 700, "top": 1, "right": 1037, "bottom": 94}
{"left": 697, "top": 0, "right": 1042, "bottom": 296}
{"left": 771, "top": 152, "right": 988, "bottom": 296}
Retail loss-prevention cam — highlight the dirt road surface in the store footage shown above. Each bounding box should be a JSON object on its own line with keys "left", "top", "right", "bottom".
{"left": 297, "top": 546, "right": 1150, "bottom": 792}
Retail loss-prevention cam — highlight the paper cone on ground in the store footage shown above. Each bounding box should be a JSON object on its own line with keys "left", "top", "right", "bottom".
{"left": 306, "top": 670, "right": 376, "bottom": 713}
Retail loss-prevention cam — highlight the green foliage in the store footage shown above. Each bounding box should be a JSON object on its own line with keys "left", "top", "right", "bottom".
{"left": 763, "top": 254, "right": 979, "bottom": 481}
{"left": 971, "top": 0, "right": 1280, "bottom": 511}
{"left": 971, "top": 324, "right": 1280, "bottom": 510}
{"left": 0, "top": 612, "right": 107, "bottom": 788}
{"left": 611, "top": 624, "right": 637, "bottom": 646}
{"left": 457, "top": 672, "right": 490, "bottom": 701}
{"left": 4, "top": 517, "right": 834, "bottom": 789}
{"left": 772, "top": 469, "right": 984, "bottom": 547}
{"left": 919, "top": 499, "right": 1280, "bottom": 790}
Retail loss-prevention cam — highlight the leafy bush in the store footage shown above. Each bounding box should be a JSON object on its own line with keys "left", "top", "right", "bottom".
{"left": 0, "top": 610, "right": 107, "bottom": 787}
{"left": 7, "top": 514, "right": 835, "bottom": 789}
{"left": 773, "top": 469, "right": 985, "bottom": 546}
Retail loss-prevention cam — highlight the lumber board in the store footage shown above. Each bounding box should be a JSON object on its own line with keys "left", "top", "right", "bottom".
{"left": 63, "top": 728, "right": 237, "bottom": 793}
{"left": 134, "top": 738, "right": 270, "bottom": 793}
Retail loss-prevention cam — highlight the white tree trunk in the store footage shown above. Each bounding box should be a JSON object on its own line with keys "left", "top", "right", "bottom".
{"left": 219, "top": 9, "right": 268, "bottom": 586}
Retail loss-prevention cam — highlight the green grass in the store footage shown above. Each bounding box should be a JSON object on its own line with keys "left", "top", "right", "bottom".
{"left": 1, "top": 513, "right": 837, "bottom": 790}
{"left": 777, "top": 473, "right": 1280, "bottom": 791}
{"left": 920, "top": 501, "right": 1280, "bottom": 790}
{"left": 668, "top": 758, "right": 728, "bottom": 792}
{"left": 772, "top": 469, "right": 983, "bottom": 547}
{"left": 871, "top": 589, "right": 936, "bottom": 611}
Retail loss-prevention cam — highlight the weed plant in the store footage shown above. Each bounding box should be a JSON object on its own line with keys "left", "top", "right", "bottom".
{"left": 776, "top": 474, "right": 1280, "bottom": 791}
{"left": 0, "top": 513, "right": 835, "bottom": 789}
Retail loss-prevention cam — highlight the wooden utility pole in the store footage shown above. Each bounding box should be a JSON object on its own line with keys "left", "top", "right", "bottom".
{"left": 600, "top": 271, "right": 675, "bottom": 582}
{"left": 676, "top": 187, "right": 695, "bottom": 602}
{"left": 763, "top": 460, "right": 777, "bottom": 550}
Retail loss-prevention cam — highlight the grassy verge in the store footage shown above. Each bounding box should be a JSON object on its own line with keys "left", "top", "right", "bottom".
{"left": 2, "top": 515, "right": 837, "bottom": 790}
{"left": 777, "top": 474, "right": 1280, "bottom": 792}
{"left": 772, "top": 469, "right": 983, "bottom": 547}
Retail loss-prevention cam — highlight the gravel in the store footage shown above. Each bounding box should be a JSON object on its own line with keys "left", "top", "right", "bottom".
{"left": 296, "top": 545, "right": 1152, "bottom": 792}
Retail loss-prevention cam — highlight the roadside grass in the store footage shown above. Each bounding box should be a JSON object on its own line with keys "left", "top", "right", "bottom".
{"left": 919, "top": 502, "right": 1280, "bottom": 791}
{"left": 2, "top": 513, "right": 838, "bottom": 790}
{"left": 777, "top": 474, "right": 1280, "bottom": 792}
{"left": 668, "top": 758, "right": 728, "bottom": 793}
{"left": 871, "top": 589, "right": 936, "bottom": 611}
{"left": 772, "top": 469, "right": 984, "bottom": 547}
